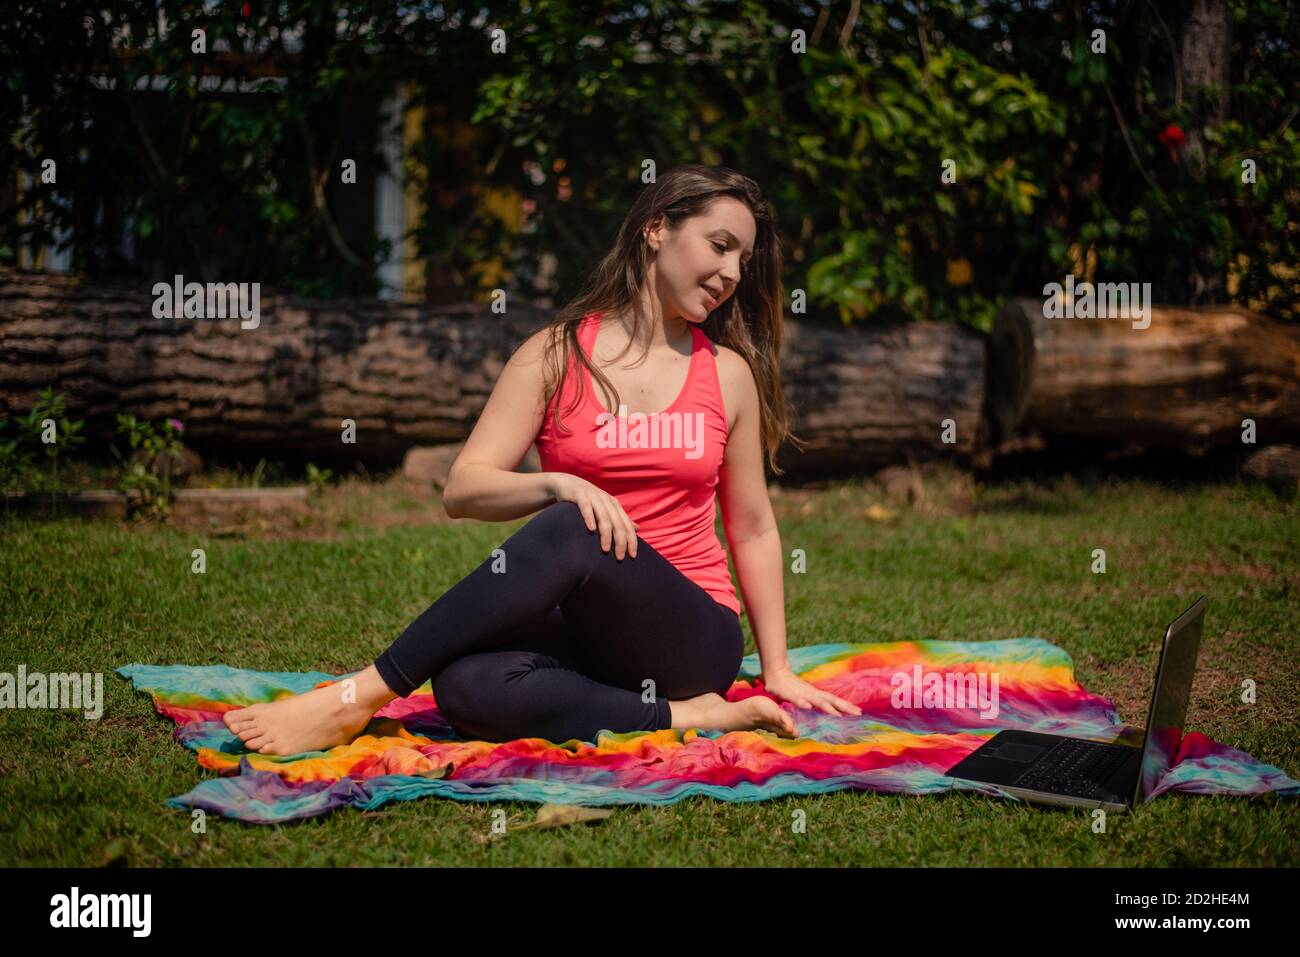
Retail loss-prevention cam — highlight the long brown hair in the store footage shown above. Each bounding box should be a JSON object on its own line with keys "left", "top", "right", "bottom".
{"left": 527, "top": 164, "right": 803, "bottom": 475}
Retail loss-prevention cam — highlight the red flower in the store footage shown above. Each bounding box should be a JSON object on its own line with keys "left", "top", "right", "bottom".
{"left": 241, "top": 3, "right": 251, "bottom": 16}
{"left": 1157, "top": 123, "right": 1186, "bottom": 163}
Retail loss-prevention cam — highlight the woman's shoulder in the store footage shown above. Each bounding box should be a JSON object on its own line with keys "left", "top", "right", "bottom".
{"left": 509, "top": 325, "right": 555, "bottom": 368}
{"left": 711, "top": 343, "right": 751, "bottom": 382}
{"left": 504, "top": 323, "right": 574, "bottom": 414}
{"left": 710, "top": 344, "right": 756, "bottom": 433}
{"left": 515, "top": 320, "right": 580, "bottom": 360}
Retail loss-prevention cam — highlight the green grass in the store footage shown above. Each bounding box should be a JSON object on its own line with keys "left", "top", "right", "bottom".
{"left": 1, "top": 470, "right": 1296, "bottom": 866}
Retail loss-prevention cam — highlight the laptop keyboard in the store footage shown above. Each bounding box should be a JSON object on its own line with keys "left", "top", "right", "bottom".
{"left": 1013, "top": 738, "right": 1132, "bottom": 799}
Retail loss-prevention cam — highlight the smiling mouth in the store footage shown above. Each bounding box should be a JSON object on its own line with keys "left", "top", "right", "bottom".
{"left": 700, "top": 285, "right": 720, "bottom": 306}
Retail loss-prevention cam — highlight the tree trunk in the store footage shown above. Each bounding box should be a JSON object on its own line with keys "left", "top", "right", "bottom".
{"left": 986, "top": 297, "right": 1300, "bottom": 453}
{"left": 771, "top": 317, "right": 986, "bottom": 474}
{"left": 0, "top": 267, "right": 987, "bottom": 476}
{"left": 1165, "top": 0, "right": 1232, "bottom": 305}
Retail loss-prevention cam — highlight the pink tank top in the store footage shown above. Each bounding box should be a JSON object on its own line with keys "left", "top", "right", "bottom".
{"left": 534, "top": 311, "right": 740, "bottom": 616}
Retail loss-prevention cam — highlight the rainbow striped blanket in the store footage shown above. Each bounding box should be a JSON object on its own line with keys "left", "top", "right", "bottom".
{"left": 118, "top": 638, "right": 1299, "bottom": 824}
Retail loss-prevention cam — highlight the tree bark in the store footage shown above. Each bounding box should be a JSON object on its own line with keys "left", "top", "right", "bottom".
{"left": 8, "top": 270, "right": 1293, "bottom": 474}
{"left": 986, "top": 297, "right": 1300, "bottom": 454}
{"left": 0, "top": 267, "right": 987, "bottom": 475}
{"left": 1165, "top": 0, "right": 1233, "bottom": 305}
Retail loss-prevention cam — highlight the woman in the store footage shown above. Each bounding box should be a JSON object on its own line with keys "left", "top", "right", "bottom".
{"left": 224, "top": 164, "right": 861, "bottom": 755}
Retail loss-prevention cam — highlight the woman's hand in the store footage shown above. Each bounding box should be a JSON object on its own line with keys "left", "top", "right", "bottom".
{"left": 549, "top": 472, "right": 640, "bottom": 560}
{"left": 760, "top": 667, "right": 862, "bottom": 716}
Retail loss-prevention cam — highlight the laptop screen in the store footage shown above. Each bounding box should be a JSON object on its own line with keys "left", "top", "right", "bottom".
{"left": 1134, "top": 597, "right": 1206, "bottom": 805}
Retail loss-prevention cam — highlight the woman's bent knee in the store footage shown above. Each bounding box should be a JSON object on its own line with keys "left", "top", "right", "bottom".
{"left": 529, "top": 500, "right": 590, "bottom": 539}
{"left": 431, "top": 657, "right": 488, "bottom": 730}
{"left": 431, "top": 652, "right": 556, "bottom": 742}
{"left": 519, "top": 500, "right": 610, "bottom": 568}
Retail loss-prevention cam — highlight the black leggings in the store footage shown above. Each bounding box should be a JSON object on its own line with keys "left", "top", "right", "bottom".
{"left": 373, "top": 500, "right": 745, "bottom": 743}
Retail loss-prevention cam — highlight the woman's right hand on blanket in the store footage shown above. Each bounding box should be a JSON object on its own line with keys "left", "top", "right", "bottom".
{"left": 549, "top": 472, "right": 640, "bottom": 560}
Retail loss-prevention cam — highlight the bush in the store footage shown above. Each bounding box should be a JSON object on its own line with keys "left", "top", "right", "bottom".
{"left": 0, "top": 388, "right": 85, "bottom": 502}
{"left": 305, "top": 462, "right": 335, "bottom": 499}
{"left": 109, "top": 414, "right": 188, "bottom": 522}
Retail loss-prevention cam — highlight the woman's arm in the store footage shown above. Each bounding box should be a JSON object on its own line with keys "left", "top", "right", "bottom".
{"left": 442, "top": 327, "right": 559, "bottom": 522}
{"left": 444, "top": 326, "right": 645, "bottom": 557}
{"left": 715, "top": 348, "right": 791, "bottom": 676}
{"left": 715, "top": 347, "right": 860, "bottom": 716}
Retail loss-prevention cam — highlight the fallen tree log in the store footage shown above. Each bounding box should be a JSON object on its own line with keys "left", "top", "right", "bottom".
{"left": 771, "top": 317, "right": 986, "bottom": 473}
{"left": 0, "top": 267, "right": 987, "bottom": 475}
{"left": 985, "top": 297, "right": 1300, "bottom": 454}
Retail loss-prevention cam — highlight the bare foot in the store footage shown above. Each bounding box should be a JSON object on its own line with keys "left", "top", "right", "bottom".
{"left": 221, "top": 667, "right": 398, "bottom": 755}
{"left": 669, "top": 692, "right": 799, "bottom": 738}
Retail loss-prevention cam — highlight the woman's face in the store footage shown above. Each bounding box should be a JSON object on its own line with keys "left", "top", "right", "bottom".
{"left": 645, "top": 197, "right": 756, "bottom": 323}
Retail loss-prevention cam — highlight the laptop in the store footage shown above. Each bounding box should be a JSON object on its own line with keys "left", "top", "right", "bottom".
{"left": 945, "top": 596, "right": 1205, "bottom": 813}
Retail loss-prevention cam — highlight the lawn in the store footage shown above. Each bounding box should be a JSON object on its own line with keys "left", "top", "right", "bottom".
{"left": 1, "top": 468, "right": 1296, "bottom": 866}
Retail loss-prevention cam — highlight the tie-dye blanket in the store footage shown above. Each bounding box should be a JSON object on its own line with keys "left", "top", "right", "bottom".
{"left": 117, "top": 638, "right": 1299, "bottom": 824}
